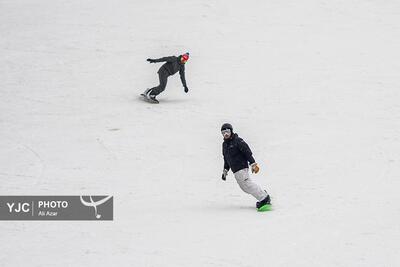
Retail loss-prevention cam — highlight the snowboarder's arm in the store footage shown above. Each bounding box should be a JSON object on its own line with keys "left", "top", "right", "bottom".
{"left": 223, "top": 146, "right": 230, "bottom": 171}
{"left": 238, "top": 139, "right": 256, "bottom": 164}
{"left": 147, "top": 56, "right": 176, "bottom": 63}
{"left": 223, "top": 156, "right": 230, "bottom": 171}
{"left": 222, "top": 157, "right": 229, "bottom": 181}
{"left": 179, "top": 65, "right": 188, "bottom": 90}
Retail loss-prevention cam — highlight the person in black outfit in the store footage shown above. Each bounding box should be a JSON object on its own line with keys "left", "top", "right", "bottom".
{"left": 220, "top": 123, "right": 271, "bottom": 209}
{"left": 144, "top": 52, "right": 189, "bottom": 102}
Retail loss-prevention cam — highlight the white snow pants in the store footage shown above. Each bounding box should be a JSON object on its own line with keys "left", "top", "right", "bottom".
{"left": 233, "top": 168, "right": 268, "bottom": 201}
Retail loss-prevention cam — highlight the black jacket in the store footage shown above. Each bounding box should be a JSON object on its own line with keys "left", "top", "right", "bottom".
{"left": 152, "top": 56, "right": 187, "bottom": 87}
{"left": 222, "top": 133, "right": 256, "bottom": 173}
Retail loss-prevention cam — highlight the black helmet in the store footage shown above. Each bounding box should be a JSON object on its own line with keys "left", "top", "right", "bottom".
{"left": 221, "top": 123, "right": 233, "bottom": 132}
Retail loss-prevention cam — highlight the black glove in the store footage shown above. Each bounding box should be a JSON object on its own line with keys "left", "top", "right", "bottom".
{"left": 184, "top": 86, "right": 189, "bottom": 93}
{"left": 221, "top": 169, "right": 228, "bottom": 181}
{"left": 147, "top": 58, "right": 156, "bottom": 63}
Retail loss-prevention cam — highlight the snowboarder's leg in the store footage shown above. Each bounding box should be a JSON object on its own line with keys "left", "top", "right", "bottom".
{"left": 148, "top": 69, "right": 169, "bottom": 97}
{"left": 233, "top": 168, "right": 268, "bottom": 201}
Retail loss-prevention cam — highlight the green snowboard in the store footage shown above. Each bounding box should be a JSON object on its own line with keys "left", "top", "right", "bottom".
{"left": 257, "top": 204, "right": 272, "bottom": 212}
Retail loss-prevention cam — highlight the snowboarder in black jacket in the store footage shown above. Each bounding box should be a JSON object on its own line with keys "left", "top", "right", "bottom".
{"left": 220, "top": 123, "right": 271, "bottom": 210}
{"left": 143, "top": 52, "right": 189, "bottom": 103}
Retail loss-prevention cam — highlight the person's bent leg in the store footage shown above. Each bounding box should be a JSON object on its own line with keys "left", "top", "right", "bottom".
{"left": 149, "top": 70, "right": 169, "bottom": 96}
{"left": 234, "top": 168, "right": 268, "bottom": 201}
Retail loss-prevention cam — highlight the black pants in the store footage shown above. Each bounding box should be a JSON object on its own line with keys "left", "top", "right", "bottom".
{"left": 149, "top": 69, "right": 170, "bottom": 96}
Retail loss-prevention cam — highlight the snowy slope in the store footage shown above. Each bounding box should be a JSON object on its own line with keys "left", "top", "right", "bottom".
{"left": 1, "top": 0, "right": 400, "bottom": 266}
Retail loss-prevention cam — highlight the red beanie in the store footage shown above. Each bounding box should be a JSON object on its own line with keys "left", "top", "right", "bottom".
{"left": 182, "top": 53, "right": 189, "bottom": 61}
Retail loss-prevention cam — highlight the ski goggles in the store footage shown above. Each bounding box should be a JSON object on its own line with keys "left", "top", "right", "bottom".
{"left": 221, "top": 129, "right": 231, "bottom": 135}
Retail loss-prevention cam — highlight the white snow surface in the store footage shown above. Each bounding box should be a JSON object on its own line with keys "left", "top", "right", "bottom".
{"left": 1, "top": 0, "right": 400, "bottom": 266}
